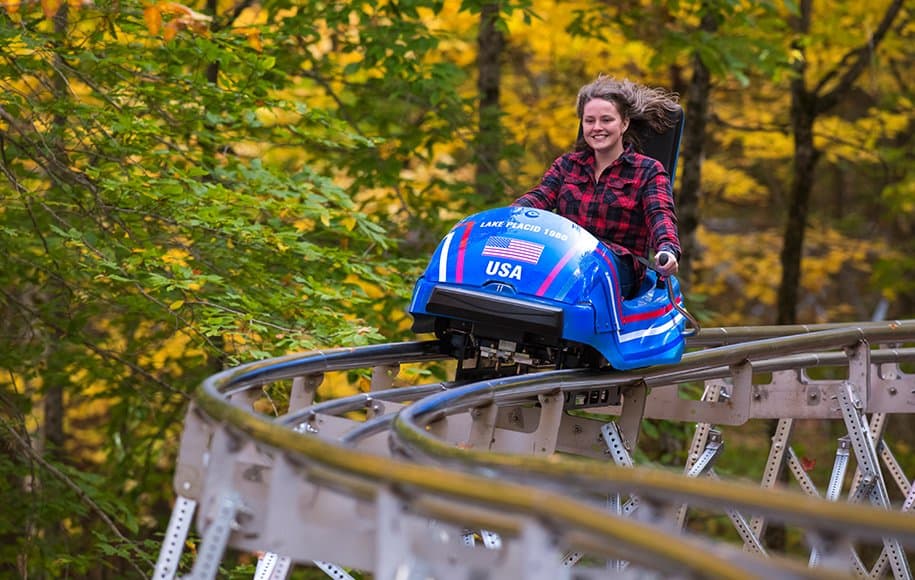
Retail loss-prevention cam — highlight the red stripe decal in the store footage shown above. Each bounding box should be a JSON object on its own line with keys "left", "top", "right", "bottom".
{"left": 454, "top": 222, "right": 474, "bottom": 283}
{"left": 536, "top": 246, "right": 577, "bottom": 296}
{"left": 621, "top": 301, "right": 676, "bottom": 324}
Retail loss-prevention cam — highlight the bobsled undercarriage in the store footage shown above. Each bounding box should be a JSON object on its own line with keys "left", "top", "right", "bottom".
{"left": 426, "top": 310, "right": 621, "bottom": 410}
{"left": 434, "top": 316, "right": 605, "bottom": 381}
{"left": 418, "top": 282, "right": 607, "bottom": 381}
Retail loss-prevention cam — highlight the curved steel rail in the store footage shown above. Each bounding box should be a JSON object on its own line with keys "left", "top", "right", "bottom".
{"left": 155, "top": 320, "right": 915, "bottom": 580}
{"left": 392, "top": 325, "right": 915, "bottom": 534}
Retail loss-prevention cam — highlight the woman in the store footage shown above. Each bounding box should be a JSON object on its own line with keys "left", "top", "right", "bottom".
{"left": 513, "top": 75, "right": 682, "bottom": 298}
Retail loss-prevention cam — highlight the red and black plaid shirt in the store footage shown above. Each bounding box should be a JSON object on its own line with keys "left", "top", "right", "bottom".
{"left": 513, "top": 144, "right": 681, "bottom": 282}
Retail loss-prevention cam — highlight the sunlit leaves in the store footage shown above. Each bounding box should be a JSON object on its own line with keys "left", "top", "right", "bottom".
{"left": 143, "top": 2, "right": 212, "bottom": 40}
{"left": 700, "top": 160, "right": 767, "bottom": 205}
{"left": 1, "top": 0, "right": 911, "bottom": 574}
{"left": 143, "top": 3, "right": 162, "bottom": 34}
{"left": 693, "top": 226, "right": 889, "bottom": 325}
{"left": 40, "top": 0, "right": 58, "bottom": 17}
{"left": 1, "top": 0, "right": 444, "bottom": 573}
{"left": 231, "top": 4, "right": 266, "bottom": 51}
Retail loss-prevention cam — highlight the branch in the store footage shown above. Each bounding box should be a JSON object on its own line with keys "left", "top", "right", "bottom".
{"left": 814, "top": 0, "right": 905, "bottom": 114}
{"left": 0, "top": 287, "right": 191, "bottom": 399}
{"left": 0, "top": 105, "right": 97, "bottom": 194}
{"left": 1, "top": 420, "right": 151, "bottom": 579}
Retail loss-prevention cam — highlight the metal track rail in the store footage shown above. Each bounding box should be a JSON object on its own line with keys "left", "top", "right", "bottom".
{"left": 155, "top": 321, "right": 915, "bottom": 579}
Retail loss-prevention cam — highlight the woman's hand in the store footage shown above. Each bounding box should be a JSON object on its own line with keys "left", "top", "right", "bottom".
{"left": 655, "top": 250, "right": 679, "bottom": 277}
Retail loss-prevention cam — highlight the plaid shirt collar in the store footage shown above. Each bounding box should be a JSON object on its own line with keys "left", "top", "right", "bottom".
{"left": 568, "top": 143, "right": 639, "bottom": 172}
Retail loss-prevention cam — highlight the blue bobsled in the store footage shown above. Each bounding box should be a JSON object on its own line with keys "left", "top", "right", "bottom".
{"left": 409, "top": 205, "right": 693, "bottom": 372}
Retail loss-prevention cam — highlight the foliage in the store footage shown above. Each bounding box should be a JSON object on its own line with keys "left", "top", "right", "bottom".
{"left": 0, "top": 0, "right": 912, "bottom": 576}
{"left": 0, "top": 0, "right": 469, "bottom": 575}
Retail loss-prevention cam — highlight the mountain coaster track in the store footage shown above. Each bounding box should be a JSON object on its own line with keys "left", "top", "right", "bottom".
{"left": 155, "top": 320, "right": 915, "bottom": 579}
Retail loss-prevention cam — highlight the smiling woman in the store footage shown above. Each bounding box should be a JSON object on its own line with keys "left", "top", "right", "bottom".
{"left": 582, "top": 97, "right": 630, "bottom": 175}
{"left": 513, "top": 76, "right": 681, "bottom": 300}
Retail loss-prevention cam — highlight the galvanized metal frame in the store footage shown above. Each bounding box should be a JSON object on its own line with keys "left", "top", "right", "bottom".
{"left": 153, "top": 322, "right": 915, "bottom": 579}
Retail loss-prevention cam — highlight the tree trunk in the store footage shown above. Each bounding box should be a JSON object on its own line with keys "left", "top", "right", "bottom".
{"left": 777, "top": 92, "right": 818, "bottom": 325}
{"left": 677, "top": 9, "right": 716, "bottom": 287}
{"left": 46, "top": 0, "right": 69, "bottom": 462}
{"left": 776, "top": 0, "right": 904, "bottom": 325}
{"left": 476, "top": 3, "right": 504, "bottom": 203}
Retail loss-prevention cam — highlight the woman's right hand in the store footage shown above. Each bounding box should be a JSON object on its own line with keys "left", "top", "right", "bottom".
{"left": 655, "top": 250, "right": 679, "bottom": 277}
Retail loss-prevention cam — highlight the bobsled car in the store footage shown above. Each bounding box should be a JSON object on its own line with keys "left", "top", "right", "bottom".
{"left": 409, "top": 206, "right": 697, "bottom": 378}
{"left": 410, "top": 104, "right": 697, "bottom": 379}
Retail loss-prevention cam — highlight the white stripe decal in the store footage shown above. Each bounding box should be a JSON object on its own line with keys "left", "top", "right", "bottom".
{"left": 618, "top": 312, "right": 685, "bottom": 343}
{"left": 438, "top": 231, "right": 455, "bottom": 281}
{"left": 606, "top": 273, "right": 621, "bottom": 329}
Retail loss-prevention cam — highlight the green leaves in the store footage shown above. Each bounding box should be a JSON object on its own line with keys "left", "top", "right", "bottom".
{"left": 1, "top": 0, "right": 456, "bottom": 574}
{"left": 3, "top": 0, "right": 911, "bottom": 575}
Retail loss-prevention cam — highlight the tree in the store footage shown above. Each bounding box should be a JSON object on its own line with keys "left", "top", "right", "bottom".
{"left": 0, "top": 0, "right": 467, "bottom": 574}
{"left": 475, "top": 2, "right": 505, "bottom": 202}
{"left": 777, "top": 0, "right": 908, "bottom": 324}
{"left": 2, "top": 0, "right": 912, "bottom": 575}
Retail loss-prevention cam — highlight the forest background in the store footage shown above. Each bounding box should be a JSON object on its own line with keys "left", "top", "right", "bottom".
{"left": 1, "top": 0, "right": 912, "bottom": 577}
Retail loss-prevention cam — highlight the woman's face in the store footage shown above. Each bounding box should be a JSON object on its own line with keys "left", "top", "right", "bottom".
{"left": 581, "top": 98, "right": 628, "bottom": 157}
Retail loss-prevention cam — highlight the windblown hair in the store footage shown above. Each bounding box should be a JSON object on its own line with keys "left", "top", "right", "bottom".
{"left": 574, "top": 75, "right": 680, "bottom": 152}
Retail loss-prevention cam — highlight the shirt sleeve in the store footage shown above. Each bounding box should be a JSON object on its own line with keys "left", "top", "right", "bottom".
{"left": 512, "top": 155, "right": 567, "bottom": 209}
{"left": 641, "top": 163, "right": 681, "bottom": 259}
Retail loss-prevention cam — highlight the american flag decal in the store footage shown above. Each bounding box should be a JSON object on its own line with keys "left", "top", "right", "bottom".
{"left": 481, "top": 236, "right": 544, "bottom": 264}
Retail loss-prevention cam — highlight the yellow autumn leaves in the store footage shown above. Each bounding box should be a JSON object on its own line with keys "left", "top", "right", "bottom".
{"left": 2, "top": 0, "right": 264, "bottom": 48}
{"left": 143, "top": 1, "right": 211, "bottom": 41}
{"left": 1, "top": 0, "right": 90, "bottom": 18}
{"left": 141, "top": 1, "right": 263, "bottom": 48}
{"left": 161, "top": 247, "right": 203, "bottom": 310}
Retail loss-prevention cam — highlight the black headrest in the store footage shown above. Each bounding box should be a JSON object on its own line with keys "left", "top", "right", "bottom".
{"left": 634, "top": 105, "right": 684, "bottom": 184}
